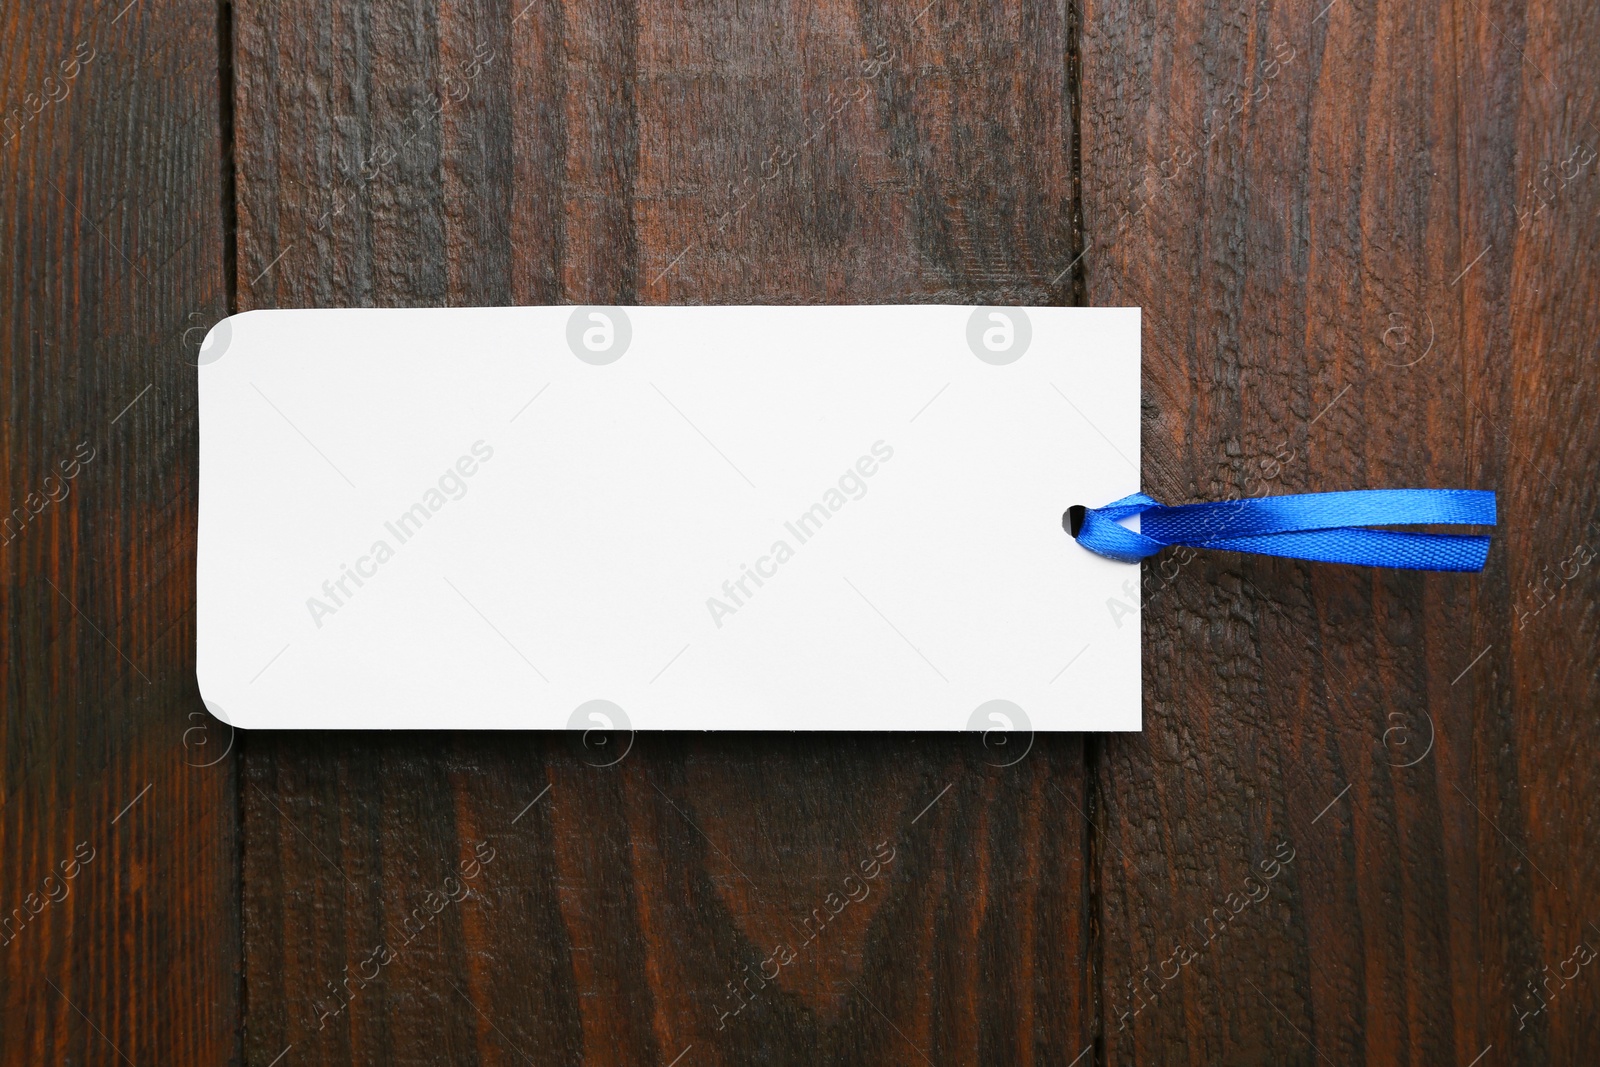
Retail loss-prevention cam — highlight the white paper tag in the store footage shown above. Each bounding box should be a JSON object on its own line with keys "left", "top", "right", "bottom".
{"left": 196, "top": 305, "right": 1140, "bottom": 731}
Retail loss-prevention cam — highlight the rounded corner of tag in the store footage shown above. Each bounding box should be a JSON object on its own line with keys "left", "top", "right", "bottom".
{"left": 181, "top": 674, "right": 246, "bottom": 765}
{"left": 194, "top": 668, "right": 255, "bottom": 731}
{"left": 192, "top": 308, "right": 274, "bottom": 368}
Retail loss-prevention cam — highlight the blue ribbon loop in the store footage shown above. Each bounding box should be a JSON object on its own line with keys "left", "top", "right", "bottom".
{"left": 1069, "top": 489, "right": 1496, "bottom": 571}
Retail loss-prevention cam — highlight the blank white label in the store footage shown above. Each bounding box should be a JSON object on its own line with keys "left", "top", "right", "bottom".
{"left": 196, "top": 305, "right": 1141, "bottom": 731}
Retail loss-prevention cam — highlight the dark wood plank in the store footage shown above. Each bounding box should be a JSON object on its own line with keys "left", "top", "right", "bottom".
{"left": 1081, "top": 0, "right": 1600, "bottom": 1062}
{"left": 0, "top": 1, "right": 236, "bottom": 1064}
{"left": 232, "top": 0, "right": 1090, "bottom": 1063}
{"left": 244, "top": 733, "right": 1088, "bottom": 1065}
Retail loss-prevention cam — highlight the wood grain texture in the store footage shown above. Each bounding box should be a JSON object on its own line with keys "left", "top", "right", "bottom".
{"left": 0, "top": 1, "right": 236, "bottom": 1064}
{"left": 232, "top": 0, "right": 1091, "bottom": 1063}
{"left": 1080, "top": 0, "right": 1600, "bottom": 1062}
{"left": 7, "top": 0, "right": 1596, "bottom": 1061}
{"left": 243, "top": 734, "right": 1089, "bottom": 1065}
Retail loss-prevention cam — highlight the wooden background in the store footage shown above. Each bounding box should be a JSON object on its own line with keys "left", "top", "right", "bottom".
{"left": 3, "top": 0, "right": 1597, "bottom": 1062}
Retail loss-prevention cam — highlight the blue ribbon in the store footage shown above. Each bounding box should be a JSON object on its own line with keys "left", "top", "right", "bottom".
{"left": 1069, "top": 489, "right": 1496, "bottom": 571}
